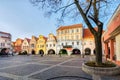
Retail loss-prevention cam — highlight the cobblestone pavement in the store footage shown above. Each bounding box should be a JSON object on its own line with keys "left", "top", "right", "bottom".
{"left": 0, "top": 55, "right": 119, "bottom": 80}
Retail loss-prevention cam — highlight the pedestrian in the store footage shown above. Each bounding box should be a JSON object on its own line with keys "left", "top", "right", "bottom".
{"left": 41, "top": 51, "right": 44, "bottom": 57}
{"left": 59, "top": 51, "right": 62, "bottom": 57}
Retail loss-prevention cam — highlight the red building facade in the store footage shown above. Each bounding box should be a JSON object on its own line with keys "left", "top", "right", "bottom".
{"left": 103, "top": 5, "right": 120, "bottom": 66}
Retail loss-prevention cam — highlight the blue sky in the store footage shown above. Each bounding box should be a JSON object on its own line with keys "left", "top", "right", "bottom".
{"left": 0, "top": 0, "right": 119, "bottom": 41}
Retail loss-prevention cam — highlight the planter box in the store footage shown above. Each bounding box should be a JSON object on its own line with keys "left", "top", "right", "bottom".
{"left": 82, "top": 62, "right": 120, "bottom": 76}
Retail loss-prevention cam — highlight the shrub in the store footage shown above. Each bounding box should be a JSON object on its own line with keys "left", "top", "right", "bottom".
{"left": 85, "top": 61, "right": 116, "bottom": 67}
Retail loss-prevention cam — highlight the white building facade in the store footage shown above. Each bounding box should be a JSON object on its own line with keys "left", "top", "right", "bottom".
{"left": 0, "top": 31, "right": 12, "bottom": 51}
{"left": 56, "top": 24, "right": 83, "bottom": 55}
{"left": 46, "top": 33, "right": 57, "bottom": 54}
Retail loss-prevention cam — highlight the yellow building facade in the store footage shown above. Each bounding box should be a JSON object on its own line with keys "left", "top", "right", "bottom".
{"left": 36, "top": 35, "right": 47, "bottom": 55}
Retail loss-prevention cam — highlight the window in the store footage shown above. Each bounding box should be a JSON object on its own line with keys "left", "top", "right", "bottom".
{"left": 31, "top": 44, "right": 34, "bottom": 48}
{"left": 72, "top": 29, "right": 74, "bottom": 33}
{"left": 68, "top": 30, "right": 69, "bottom": 33}
{"left": 50, "top": 44, "right": 52, "bottom": 47}
{"left": 5, "top": 40, "right": 7, "bottom": 42}
{"left": 61, "top": 31, "right": 63, "bottom": 34}
{"left": 65, "top": 30, "right": 67, "bottom": 33}
{"left": 77, "top": 42, "right": 79, "bottom": 45}
{"left": 72, "top": 42, "right": 74, "bottom": 45}
{"left": 2, "top": 43, "right": 5, "bottom": 47}
{"left": 90, "top": 42, "right": 92, "bottom": 45}
{"left": 62, "top": 43, "right": 64, "bottom": 46}
{"left": 84, "top": 42, "right": 86, "bottom": 45}
{"left": 66, "top": 42, "right": 67, "bottom": 45}
{"left": 7, "top": 43, "right": 10, "bottom": 45}
{"left": 76, "top": 29, "right": 79, "bottom": 32}
{"left": 53, "top": 44, "right": 55, "bottom": 47}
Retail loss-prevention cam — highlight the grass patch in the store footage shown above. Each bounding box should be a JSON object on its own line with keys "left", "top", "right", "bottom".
{"left": 85, "top": 61, "right": 116, "bottom": 67}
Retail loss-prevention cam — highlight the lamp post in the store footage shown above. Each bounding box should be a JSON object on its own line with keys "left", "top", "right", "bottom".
{"left": 81, "top": 39, "right": 84, "bottom": 58}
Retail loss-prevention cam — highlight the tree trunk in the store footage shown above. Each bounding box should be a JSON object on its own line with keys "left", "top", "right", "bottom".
{"left": 94, "top": 33, "right": 102, "bottom": 65}
{"left": 74, "top": 0, "right": 103, "bottom": 65}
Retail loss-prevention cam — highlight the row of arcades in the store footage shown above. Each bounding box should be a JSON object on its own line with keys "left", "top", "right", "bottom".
{"left": 29, "top": 48, "right": 96, "bottom": 55}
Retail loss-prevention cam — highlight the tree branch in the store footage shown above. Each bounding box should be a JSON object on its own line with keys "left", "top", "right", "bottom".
{"left": 74, "top": 0, "right": 97, "bottom": 35}
{"left": 88, "top": 15, "right": 97, "bottom": 24}
{"left": 53, "top": 2, "right": 75, "bottom": 13}
{"left": 88, "top": 15, "right": 103, "bottom": 35}
{"left": 85, "top": 0, "right": 93, "bottom": 15}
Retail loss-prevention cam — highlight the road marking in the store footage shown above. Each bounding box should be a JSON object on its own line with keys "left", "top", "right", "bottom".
{"left": 0, "top": 63, "right": 39, "bottom": 70}
{"left": 24, "top": 58, "right": 75, "bottom": 78}
{"left": 0, "top": 72, "right": 40, "bottom": 80}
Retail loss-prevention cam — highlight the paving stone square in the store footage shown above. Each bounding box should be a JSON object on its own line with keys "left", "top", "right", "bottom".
{"left": 29, "top": 66, "right": 92, "bottom": 80}
{"left": 0, "top": 63, "right": 51, "bottom": 76}
{"left": 0, "top": 55, "right": 119, "bottom": 80}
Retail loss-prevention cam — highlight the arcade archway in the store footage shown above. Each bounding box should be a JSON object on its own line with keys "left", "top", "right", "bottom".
{"left": 31, "top": 49, "right": 35, "bottom": 55}
{"left": 72, "top": 49, "right": 81, "bottom": 55}
{"left": 85, "top": 48, "right": 91, "bottom": 55}
{"left": 59, "top": 49, "right": 67, "bottom": 54}
{"left": 48, "top": 49, "right": 55, "bottom": 55}
{"left": 39, "top": 49, "right": 44, "bottom": 55}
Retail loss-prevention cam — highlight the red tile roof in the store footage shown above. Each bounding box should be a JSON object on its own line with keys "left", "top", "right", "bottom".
{"left": 57, "top": 24, "right": 83, "bottom": 31}
{"left": 83, "top": 28, "right": 94, "bottom": 38}
{"left": 83, "top": 27, "right": 104, "bottom": 38}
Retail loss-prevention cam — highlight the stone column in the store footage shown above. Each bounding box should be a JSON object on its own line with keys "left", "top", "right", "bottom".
{"left": 110, "top": 39, "right": 114, "bottom": 61}
{"left": 105, "top": 43, "right": 108, "bottom": 59}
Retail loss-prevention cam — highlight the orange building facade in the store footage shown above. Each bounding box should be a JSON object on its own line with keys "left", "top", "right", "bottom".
{"left": 13, "top": 38, "right": 23, "bottom": 53}
{"left": 103, "top": 5, "right": 120, "bottom": 66}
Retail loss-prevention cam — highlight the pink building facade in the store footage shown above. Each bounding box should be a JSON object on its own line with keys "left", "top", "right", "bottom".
{"left": 103, "top": 5, "right": 120, "bottom": 66}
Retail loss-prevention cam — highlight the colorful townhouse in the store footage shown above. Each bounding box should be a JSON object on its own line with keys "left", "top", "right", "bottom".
{"left": 56, "top": 24, "right": 83, "bottom": 55}
{"left": 0, "top": 31, "right": 12, "bottom": 51}
{"left": 46, "top": 33, "right": 57, "bottom": 54}
{"left": 21, "top": 38, "right": 30, "bottom": 53}
{"left": 36, "top": 35, "right": 47, "bottom": 55}
{"left": 83, "top": 28, "right": 95, "bottom": 55}
{"left": 103, "top": 5, "right": 120, "bottom": 65}
{"left": 29, "top": 36, "right": 38, "bottom": 54}
{"left": 13, "top": 38, "right": 23, "bottom": 53}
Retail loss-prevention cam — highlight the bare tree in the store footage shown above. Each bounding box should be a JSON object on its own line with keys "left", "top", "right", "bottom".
{"left": 30, "top": 0, "right": 119, "bottom": 65}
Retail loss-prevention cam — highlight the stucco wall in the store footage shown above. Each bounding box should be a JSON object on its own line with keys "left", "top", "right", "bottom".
{"left": 116, "top": 34, "right": 120, "bottom": 61}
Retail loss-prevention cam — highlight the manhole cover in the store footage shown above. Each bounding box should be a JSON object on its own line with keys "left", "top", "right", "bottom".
{"left": 47, "top": 76, "right": 92, "bottom": 80}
